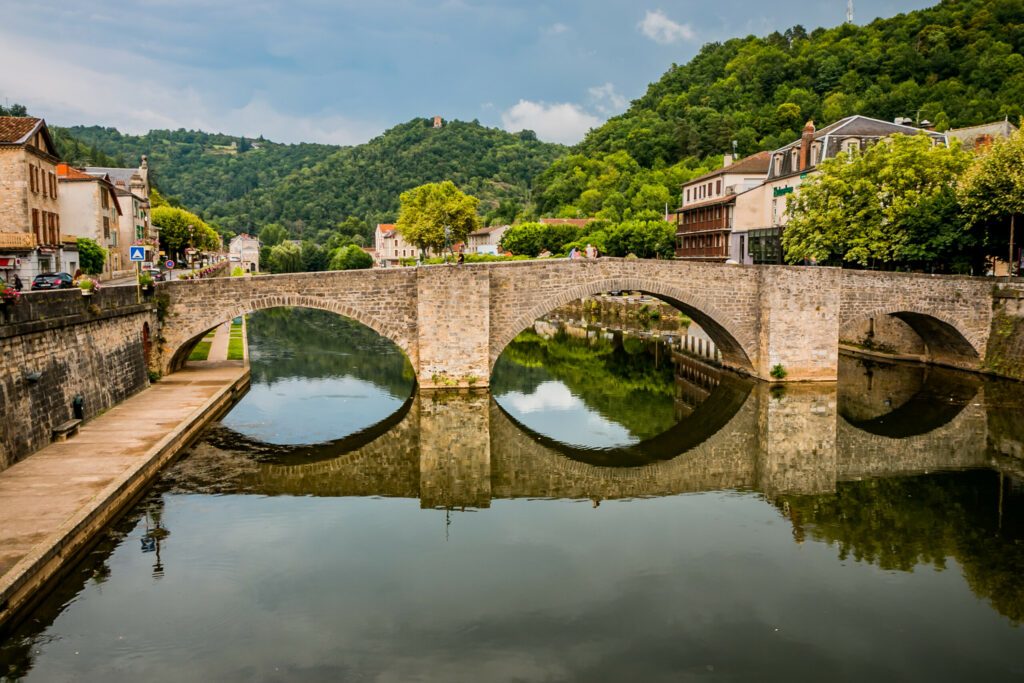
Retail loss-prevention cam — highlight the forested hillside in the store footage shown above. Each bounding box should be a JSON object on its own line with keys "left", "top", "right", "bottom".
{"left": 65, "top": 119, "right": 564, "bottom": 238}
{"left": 535, "top": 0, "right": 1024, "bottom": 218}
{"left": 60, "top": 125, "right": 336, "bottom": 226}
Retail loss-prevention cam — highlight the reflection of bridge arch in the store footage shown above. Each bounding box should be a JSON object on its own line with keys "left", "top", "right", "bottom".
{"left": 838, "top": 360, "right": 982, "bottom": 438}
{"left": 493, "top": 368, "right": 753, "bottom": 467}
{"left": 203, "top": 394, "right": 415, "bottom": 465}
{"left": 488, "top": 392, "right": 761, "bottom": 499}
{"left": 490, "top": 275, "right": 757, "bottom": 375}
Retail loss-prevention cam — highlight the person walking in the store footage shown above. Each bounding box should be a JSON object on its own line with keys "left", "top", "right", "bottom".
{"left": 13, "top": 273, "right": 22, "bottom": 291}
{"left": 585, "top": 243, "right": 597, "bottom": 259}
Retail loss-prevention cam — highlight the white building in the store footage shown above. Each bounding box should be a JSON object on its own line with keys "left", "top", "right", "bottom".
{"left": 229, "top": 233, "right": 260, "bottom": 272}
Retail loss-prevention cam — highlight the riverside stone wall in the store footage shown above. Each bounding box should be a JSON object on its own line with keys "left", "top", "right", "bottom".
{"left": 0, "top": 287, "right": 156, "bottom": 471}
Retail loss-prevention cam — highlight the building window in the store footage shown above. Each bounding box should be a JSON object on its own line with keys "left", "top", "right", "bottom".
{"left": 29, "top": 165, "right": 36, "bottom": 193}
{"left": 32, "top": 209, "right": 40, "bottom": 241}
{"left": 685, "top": 188, "right": 690, "bottom": 202}
{"left": 103, "top": 217, "right": 110, "bottom": 239}
{"left": 101, "top": 189, "right": 109, "bottom": 209}
{"left": 716, "top": 179, "right": 721, "bottom": 195}
{"left": 50, "top": 173, "right": 56, "bottom": 197}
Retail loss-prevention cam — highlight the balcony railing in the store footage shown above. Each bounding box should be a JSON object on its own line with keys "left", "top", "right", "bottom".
{"left": 675, "top": 246, "right": 730, "bottom": 259}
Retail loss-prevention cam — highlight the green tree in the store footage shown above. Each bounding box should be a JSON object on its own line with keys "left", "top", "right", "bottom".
{"left": 259, "top": 223, "right": 288, "bottom": 247}
{"left": 152, "top": 206, "right": 219, "bottom": 260}
{"left": 268, "top": 242, "right": 302, "bottom": 273}
{"left": 958, "top": 124, "right": 1024, "bottom": 274}
{"left": 328, "top": 244, "right": 373, "bottom": 270}
{"left": 603, "top": 219, "right": 676, "bottom": 258}
{"left": 300, "top": 241, "right": 328, "bottom": 272}
{"left": 783, "top": 133, "right": 974, "bottom": 270}
{"left": 395, "top": 180, "right": 481, "bottom": 254}
{"left": 76, "top": 237, "right": 106, "bottom": 275}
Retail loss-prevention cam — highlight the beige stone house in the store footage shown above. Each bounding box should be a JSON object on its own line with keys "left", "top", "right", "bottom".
{"left": 467, "top": 224, "right": 510, "bottom": 254}
{"left": 674, "top": 151, "right": 771, "bottom": 262}
{"left": 0, "top": 117, "right": 64, "bottom": 282}
{"left": 57, "top": 164, "right": 123, "bottom": 279}
{"left": 374, "top": 223, "right": 440, "bottom": 266}
{"left": 85, "top": 157, "right": 156, "bottom": 249}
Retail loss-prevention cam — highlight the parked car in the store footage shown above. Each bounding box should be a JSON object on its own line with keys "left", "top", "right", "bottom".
{"left": 142, "top": 267, "right": 166, "bottom": 282}
{"left": 31, "top": 272, "right": 74, "bottom": 290}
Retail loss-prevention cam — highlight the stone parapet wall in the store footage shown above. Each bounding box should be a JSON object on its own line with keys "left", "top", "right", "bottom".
{"left": 1, "top": 286, "right": 151, "bottom": 337}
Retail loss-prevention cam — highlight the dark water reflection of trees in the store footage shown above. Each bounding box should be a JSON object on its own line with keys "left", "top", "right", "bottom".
{"left": 246, "top": 307, "right": 415, "bottom": 396}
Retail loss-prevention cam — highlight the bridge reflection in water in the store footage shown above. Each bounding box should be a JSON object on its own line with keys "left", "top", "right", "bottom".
{"left": 166, "top": 354, "right": 1014, "bottom": 510}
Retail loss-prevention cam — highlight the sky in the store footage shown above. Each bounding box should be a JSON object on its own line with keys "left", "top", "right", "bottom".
{"left": 0, "top": 0, "right": 935, "bottom": 146}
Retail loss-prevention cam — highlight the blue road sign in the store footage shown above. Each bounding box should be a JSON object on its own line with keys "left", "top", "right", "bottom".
{"left": 129, "top": 245, "right": 146, "bottom": 262}
{"left": 164, "top": 260, "right": 175, "bottom": 269}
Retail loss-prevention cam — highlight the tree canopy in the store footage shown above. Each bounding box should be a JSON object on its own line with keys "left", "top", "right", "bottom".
{"left": 267, "top": 242, "right": 302, "bottom": 273}
{"left": 958, "top": 123, "right": 1024, "bottom": 270}
{"left": 152, "top": 206, "right": 220, "bottom": 258}
{"left": 75, "top": 237, "right": 106, "bottom": 275}
{"left": 395, "top": 181, "right": 481, "bottom": 253}
{"left": 782, "top": 134, "right": 974, "bottom": 271}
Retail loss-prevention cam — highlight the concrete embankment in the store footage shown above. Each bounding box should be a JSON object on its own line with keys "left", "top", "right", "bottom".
{"left": 0, "top": 361, "right": 249, "bottom": 630}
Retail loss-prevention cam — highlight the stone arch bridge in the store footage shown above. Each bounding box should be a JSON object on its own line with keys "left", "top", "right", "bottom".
{"left": 157, "top": 259, "right": 1006, "bottom": 386}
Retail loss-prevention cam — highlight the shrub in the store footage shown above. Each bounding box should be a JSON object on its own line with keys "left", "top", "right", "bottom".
{"left": 770, "top": 364, "right": 788, "bottom": 380}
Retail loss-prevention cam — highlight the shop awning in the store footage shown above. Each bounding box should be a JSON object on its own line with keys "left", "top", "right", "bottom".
{"left": 0, "top": 257, "right": 19, "bottom": 268}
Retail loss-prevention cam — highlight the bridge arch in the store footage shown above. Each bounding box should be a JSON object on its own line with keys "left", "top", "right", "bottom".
{"left": 490, "top": 276, "right": 757, "bottom": 374}
{"left": 164, "top": 294, "right": 417, "bottom": 373}
{"left": 840, "top": 306, "right": 982, "bottom": 368}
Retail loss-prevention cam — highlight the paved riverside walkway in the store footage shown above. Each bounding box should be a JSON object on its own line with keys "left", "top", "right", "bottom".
{"left": 0, "top": 361, "right": 249, "bottom": 627}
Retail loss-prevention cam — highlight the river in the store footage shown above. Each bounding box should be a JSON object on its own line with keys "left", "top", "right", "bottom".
{"left": 2, "top": 306, "right": 1023, "bottom": 681}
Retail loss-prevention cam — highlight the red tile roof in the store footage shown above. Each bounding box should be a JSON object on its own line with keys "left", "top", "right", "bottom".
{"left": 0, "top": 117, "right": 42, "bottom": 144}
{"left": 56, "top": 163, "right": 96, "bottom": 181}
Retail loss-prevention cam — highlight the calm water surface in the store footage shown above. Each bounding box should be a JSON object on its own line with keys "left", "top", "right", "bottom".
{"left": 2, "top": 308, "right": 1024, "bottom": 682}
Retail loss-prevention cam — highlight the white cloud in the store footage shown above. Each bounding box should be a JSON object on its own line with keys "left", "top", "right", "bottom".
{"left": 588, "top": 83, "right": 627, "bottom": 115}
{"left": 501, "top": 99, "right": 600, "bottom": 145}
{"left": 637, "top": 9, "right": 695, "bottom": 44}
{"left": 0, "top": 29, "right": 382, "bottom": 145}
{"left": 541, "top": 22, "right": 569, "bottom": 36}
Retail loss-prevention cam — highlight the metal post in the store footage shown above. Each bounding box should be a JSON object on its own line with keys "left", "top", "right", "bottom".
{"left": 1010, "top": 214, "right": 1016, "bottom": 277}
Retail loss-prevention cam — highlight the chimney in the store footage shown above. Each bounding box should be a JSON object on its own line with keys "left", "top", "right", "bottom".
{"left": 722, "top": 153, "right": 733, "bottom": 168}
{"left": 800, "top": 120, "right": 815, "bottom": 171}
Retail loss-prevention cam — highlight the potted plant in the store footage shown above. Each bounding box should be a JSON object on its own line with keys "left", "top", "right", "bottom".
{"left": 78, "top": 277, "right": 97, "bottom": 296}
{"left": 139, "top": 272, "right": 155, "bottom": 294}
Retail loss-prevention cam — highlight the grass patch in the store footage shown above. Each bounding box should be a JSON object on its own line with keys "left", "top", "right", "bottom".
{"left": 227, "top": 320, "right": 245, "bottom": 360}
{"left": 227, "top": 336, "right": 245, "bottom": 360}
{"left": 189, "top": 341, "right": 212, "bottom": 361}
